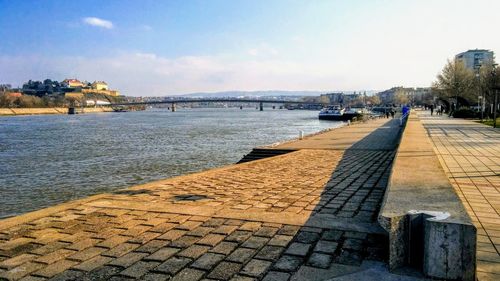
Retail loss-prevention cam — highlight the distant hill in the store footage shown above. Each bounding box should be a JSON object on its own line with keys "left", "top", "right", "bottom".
{"left": 180, "top": 90, "right": 325, "bottom": 98}
{"left": 178, "top": 90, "right": 378, "bottom": 98}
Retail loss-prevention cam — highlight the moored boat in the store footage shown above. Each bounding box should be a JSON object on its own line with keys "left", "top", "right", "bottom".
{"left": 319, "top": 105, "right": 367, "bottom": 121}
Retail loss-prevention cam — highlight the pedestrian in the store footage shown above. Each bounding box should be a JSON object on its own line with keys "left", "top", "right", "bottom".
{"left": 385, "top": 110, "right": 390, "bottom": 118}
{"left": 390, "top": 109, "right": 395, "bottom": 119}
{"left": 430, "top": 104, "right": 434, "bottom": 116}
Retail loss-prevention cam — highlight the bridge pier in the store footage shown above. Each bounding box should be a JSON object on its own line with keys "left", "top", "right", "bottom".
{"left": 259, "top": 102, "right": 263, "bottom": 111}
{"left": 171, "top": 103, "right": 176, "bottom": 112}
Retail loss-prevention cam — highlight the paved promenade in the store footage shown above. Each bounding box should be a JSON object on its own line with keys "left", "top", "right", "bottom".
{"left": 418, "top": 111, "right": 500, "bottom": 280}
{"left": 0, "top": 118, "right": 404, "bottom": 281}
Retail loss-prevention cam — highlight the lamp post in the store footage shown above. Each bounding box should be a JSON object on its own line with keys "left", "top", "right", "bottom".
{"left": 475, "top": 64, "right": 482, "bottom": 121}
{"left": 491, "top": 65, "right": 499, "bottom": 128}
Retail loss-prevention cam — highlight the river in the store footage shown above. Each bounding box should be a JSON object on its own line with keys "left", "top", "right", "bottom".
{"left": 0, "top": 108, "right": 342, "bottom": 218}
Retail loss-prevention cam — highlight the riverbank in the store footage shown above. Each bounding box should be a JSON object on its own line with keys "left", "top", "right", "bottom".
{"left": 0, "top": 114, "right": 487, "bottom": 280}
{"left": 0, "top": 107, "right": 114, "bottom": 116}
{"left": 0, "top": 118, "right": 406, "bottom": 280}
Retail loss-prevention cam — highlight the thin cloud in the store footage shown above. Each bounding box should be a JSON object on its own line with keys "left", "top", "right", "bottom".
{"left": 83, "top": 17, "right": 113, "bottom": 29}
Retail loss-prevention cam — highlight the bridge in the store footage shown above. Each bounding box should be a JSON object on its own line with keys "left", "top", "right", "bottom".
{"left": 109, "top": 98, "right": 325, "bottom": 111}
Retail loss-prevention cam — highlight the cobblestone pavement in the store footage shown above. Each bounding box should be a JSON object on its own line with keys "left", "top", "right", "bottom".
{"left": 0, "top": 118, "right": 402, "bottom": 281}
{"left": 418, "top": 111, "right": 500, "bottom": 280}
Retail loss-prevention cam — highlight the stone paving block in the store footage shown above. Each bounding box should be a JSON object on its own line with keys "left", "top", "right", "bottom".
{"left": 72, "top": 255, "right": 113, "bottom": 271}
{"left": 156, "top": 256, "right": 192, "bottom": 274}
{"left": 285, "top": 243, "right": 311, "bottom": 257}
{"left": 191, "top": 253, "right": 225, "bottom": 270}
{"left": 240, "top": 259, "right": 272, "bottom": 277}
{"left": 47, "top": 269, "right": 84, "bottom": 281}
{"left": 241, "top": 236, "right": 269, "bottom": 249}
{"left": 149, "top": 222, "right": 177, "bottom": 233}
{"left": 30, "top": 241, "right": 70, "bottom": 256}
{"left": 35, "top": 248, "right": 76, "bottom": 264}
{"left": 196, "top": 234, "right": 225, "bottom": 247}
{"left": 96, "top": 235, "right": 130, "bottom": 249}
{"left": 342, "top": 239, "right": 363, "bottom": 251}
{"left": 176, "top": 221, "right": 203, "bottom": 231}
{"left": 145, "top": 247, "right": 179, "bottom": 262}
{"left": 0, "top": 253, "right": 38, "bottom": 270}
{"left": 140, "top": 272, "right": 171, "bottom": 281}
{"left": 108, "top": 252, "right": 149, "bottom": 268}
{"left": 128, "top": 231, "right": 161, "bottom": 244}
{"left": 272, "top": 255, "right": 303, "bottom": 272}
{"left": 102, "top": 243, "right": 140, "bottom": 258}
{"left": 226, "top": 247, "right": 256, "bottom": 263}
{"left": 202, "top": 218, "right": 226, "bottom": 227}
{"left": 307, "top": 253, "right": 333, "bottom": 268}
{"left": 157, "top": 230, "right": 187, "bottom": 241}
{"left": 210, "top": 241, "right": 238, "bottom": 255}
{"left": 67, "top": 246, "right": 106, "bottom": 262}
{"left": 268, "top": 235, "right": 293, "bottom": 247}
{"left": 229, "top": 275, "right": 256, "bottom": 281}
{"left": 212, "top": 225, "right": 238, "bottom": 235}
{"left": 171, "top": 267, "right": 205, "bottom": 281}
{"left": 262, "top": 271, "right": 290, "bottom": 281}
{"left": 321, "top": 230, "right": 343, "bottom": 241}
{"left": 32, "top": 259, "right": 78, "bottom": 278}
{"left": 314, "top": 241, "right": 338, "bottom": 254}
{"left": 294, "top": 231, "right": 320, "bottom": 244}
{"left": 254, "top": 227, "right": 278, "bottom": 238}
{"left": 188, "top": 226, "right": 214, "bottom": 237}
{"left": 18, "top": 275, "right": 47, "bottom": 281}
{"left": 66, "top": 238, "right": 102, "bottom": 251}
{"left": 239, "top": 222, "right": 261, "bottom": 232}
{"left": 85, "top": 265, "right": 122, "bottom": 280}
{"left": 170, "top": 235, "right": 200, "bottom": 248}
{"left": 254, "top": 245, "right": 284, "bottom": 261}
{"left": 226, "top": 231, "right": 253, "bottom": 244}
{"left": 135, "top": 239, "right": 170, "bottom": 253}
{"left": 335, "top": 250, "right": 363, "bottom": 266}
{"left": 343, "top": 231, "right": 368, "bottom": 240}
{"left": 177, "top": 245, "right": 210, "bottom": 259}
{"left": 207, "top": 261, "right": 242, "bottom": 280}
{"left": 119, "top": 260, "right": 160, "bottom": 278}
{"left": 0, "top": 262, "right": 45, "bottom": 280}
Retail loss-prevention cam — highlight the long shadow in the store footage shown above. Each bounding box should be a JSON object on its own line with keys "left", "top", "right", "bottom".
{"left": 263, "top": 118, "right": 404, "bottom": 280}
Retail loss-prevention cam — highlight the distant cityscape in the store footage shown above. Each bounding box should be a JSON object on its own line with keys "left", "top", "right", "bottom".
{"left": 0, "top": 49, "right": 497, "bottom": 114}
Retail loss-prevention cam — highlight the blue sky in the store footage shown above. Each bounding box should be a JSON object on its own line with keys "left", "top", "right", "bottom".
{"left": 1, "top": 0, "right": 499, "bottom": 96}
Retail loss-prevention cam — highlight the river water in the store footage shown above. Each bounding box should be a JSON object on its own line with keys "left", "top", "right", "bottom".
{"left": 0, "top": 108, "right": 341, "bottom": 218}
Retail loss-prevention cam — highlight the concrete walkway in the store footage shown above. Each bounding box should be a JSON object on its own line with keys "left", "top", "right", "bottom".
{"left": 0, "top": 118, "right": 407, "bottom": 281}
{"left": 417, "top": 111, "right": 500, "bottom": 280}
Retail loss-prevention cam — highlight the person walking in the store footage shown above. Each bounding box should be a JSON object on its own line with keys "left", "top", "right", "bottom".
{"left": 385, "top": 110, "right": 390, "bottom": 118}
{"left": 390, "top": 109, "right": 395, "bottom": 119}
{"left": 430, "top": 104, "right": 434, "bottom": 116}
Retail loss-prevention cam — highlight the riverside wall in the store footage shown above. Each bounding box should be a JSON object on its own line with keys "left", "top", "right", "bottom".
{"left": 0, "top": 107, "right": 114, "bottom": 116}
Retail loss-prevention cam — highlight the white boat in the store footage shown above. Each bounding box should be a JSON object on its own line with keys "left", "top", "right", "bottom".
{"left": 319, "top": 106, "right": 368, "bottom": 121}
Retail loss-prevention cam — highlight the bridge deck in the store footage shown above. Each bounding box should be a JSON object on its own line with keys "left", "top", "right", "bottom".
{"left": 0, "top": 118, "right": 412, "bottom": 281}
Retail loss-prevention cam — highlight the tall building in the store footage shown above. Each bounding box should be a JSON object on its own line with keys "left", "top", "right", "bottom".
{"left": 455, "top": 49, "right": 494, "bottom": 70}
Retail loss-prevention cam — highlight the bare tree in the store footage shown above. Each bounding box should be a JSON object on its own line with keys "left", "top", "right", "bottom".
{"left": 433, "top": 60, "right": 475, "bottom": 106}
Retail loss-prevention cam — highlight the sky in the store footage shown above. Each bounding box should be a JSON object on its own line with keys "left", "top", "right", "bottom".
{"left": 1, "top": 0, "right": 499, "bottom": 96}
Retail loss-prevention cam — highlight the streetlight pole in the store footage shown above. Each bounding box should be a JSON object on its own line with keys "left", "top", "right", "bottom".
{"left": 491, "top": 64, "right": 498, "bottom": 128}
{"left": 494, "top": 89, "right": 498, "bottom": 128}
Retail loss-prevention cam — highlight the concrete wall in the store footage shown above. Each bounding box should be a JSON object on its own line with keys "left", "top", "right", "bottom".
{"left": 378, "top": 111, "right": 476, "bottom": 280}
